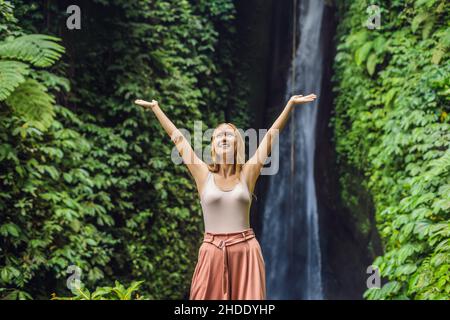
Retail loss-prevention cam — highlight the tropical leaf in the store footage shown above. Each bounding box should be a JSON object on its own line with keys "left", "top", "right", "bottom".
{"left": 0, "top": 60, "right": 29, "bottom": 100}
{"left": 355, "top": 41, "right": 372, "bottom": 66}
{"left": 0, "top": 34, "right": 65, "bottom": 67}
{"left": 5, "top": 79, "right": 55, "bottom": 132}
{"left": 366, "top": 53, "right": 378, "bottom": 76}
{"left": 411, "top": 12, "right": 431, "bottom": 33}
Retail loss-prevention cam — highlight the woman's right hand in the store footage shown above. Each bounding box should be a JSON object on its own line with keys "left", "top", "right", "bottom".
{"left": 134, "top": 99, "right": 159, "bottom": 111}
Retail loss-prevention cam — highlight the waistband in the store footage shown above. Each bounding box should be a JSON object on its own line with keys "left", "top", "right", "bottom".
{"left": 203, "top": 228, "right": 255, "bottom": 249}
{"left": 203, "top": 227, "right": 253, "bottom": 237}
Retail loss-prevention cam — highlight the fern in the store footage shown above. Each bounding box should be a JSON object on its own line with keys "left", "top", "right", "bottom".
{"left": 0, "top": 34, "right": 65, "bottom": 68}
{"left": 0, "top": 60, "right": 29, "bottom": 100}
{"left": 5, "top": 79, "right": 55, "bottom": 132}
{"left": 0, "top": 34, "right": 65, "bottom": 129}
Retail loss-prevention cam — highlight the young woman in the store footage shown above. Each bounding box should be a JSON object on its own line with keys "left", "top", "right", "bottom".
{"left": 134, "top": 93, "right": 317, "bottom": 300}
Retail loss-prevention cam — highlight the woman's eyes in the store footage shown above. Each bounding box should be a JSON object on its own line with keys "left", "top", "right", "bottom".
{"left": 215, "top": 132, "right": 234, "bottom": 138}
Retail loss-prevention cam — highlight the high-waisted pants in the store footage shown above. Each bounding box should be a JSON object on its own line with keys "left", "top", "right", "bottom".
{"left": 189, "top": 228, "right": 266, "bottom": 300}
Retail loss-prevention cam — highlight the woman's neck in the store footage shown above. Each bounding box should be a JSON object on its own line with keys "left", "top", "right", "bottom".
{"left": 218, "top": 164, "right": 236, "bottom": 178}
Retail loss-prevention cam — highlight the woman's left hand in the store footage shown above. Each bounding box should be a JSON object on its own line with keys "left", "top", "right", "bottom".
{"left": 288, "top": 94, "right": 317, "bottom": 105}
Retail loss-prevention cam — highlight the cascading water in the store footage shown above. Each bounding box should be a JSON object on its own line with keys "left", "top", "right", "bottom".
{"left": 260, "top": 0, "right": 325, "bottom": 300}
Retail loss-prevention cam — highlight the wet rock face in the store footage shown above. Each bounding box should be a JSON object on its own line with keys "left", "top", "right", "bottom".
{"left": 236, "top": 1, "right": 381, "bottom": 299}
{"left": 234, "top": 0, "right": 295, "bottom": 234}
{"left": 314, "top": 3, "right": 383, "bottom": 299}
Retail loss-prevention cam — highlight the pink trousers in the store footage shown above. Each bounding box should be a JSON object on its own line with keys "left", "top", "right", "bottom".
{"left": 189, "top": 228, "right": 266, "bottom": 300}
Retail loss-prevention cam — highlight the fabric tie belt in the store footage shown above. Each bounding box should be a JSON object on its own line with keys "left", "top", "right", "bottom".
{"left": 203, "top": 228, "right": 255, "bottom": 298}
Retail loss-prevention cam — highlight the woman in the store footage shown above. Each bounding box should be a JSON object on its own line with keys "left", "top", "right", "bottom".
{"left": 134, "top": 93, "right": 317, "bottom": 299}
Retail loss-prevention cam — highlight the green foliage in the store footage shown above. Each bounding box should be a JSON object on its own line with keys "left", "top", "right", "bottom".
{"left": 333, "top": 0, "right": 449, "bottom": 299}
{"left": 0, "top": 32, "right": 64, "bottom": 130}
{"left": 0, "top": 34, "right": 65, "bottom": 67}
{"left": 5, "top": 79, "right": 55, "bottom": 131}
{"left": 0, "top": 60, "right": 29, "bottom": 100}
{"left": 1, "top": 0, "right": 248, "bottom": 300}
{"left": 0, "top": 288, "right": 33, "bottom": 300}
{"left": 0, "top": 103, "right": 119, "bottom": 299}
{"left": 51, "top": 280, "right": 145, "bottom": 300}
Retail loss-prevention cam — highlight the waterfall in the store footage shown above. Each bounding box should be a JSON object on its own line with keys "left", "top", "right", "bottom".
{"left": 260, "top": 0, "right": 325, "bottom": 300}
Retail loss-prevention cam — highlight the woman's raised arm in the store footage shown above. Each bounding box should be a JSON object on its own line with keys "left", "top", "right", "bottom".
{"left": 242, "top": 94, "right": 317, "bottom": 191}
{"left": 134, "top": 99, "right": 209, "bottom": 185}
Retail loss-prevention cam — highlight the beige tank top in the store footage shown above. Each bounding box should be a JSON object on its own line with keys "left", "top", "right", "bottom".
{"left": 200, "top": 171, "right": 252, "bottom": 233}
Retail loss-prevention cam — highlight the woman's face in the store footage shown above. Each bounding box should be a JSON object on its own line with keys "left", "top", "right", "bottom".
{"left": 213, "top": 124, "right": 236, "bottom": 163}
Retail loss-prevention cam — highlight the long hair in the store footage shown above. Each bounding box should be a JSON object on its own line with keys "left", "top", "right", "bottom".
{"left": 207, "top": 122, "right": 258, "bottom": 201}
{"left": 208, "top": 122, "right": 245, "bottom": 174}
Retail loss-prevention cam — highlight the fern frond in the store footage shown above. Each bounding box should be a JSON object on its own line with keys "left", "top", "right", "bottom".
{"left": 35, "top": 70, "right": 71, "bottom": 92}
{"left": 5, "top": 79, "right": 55, "bottom": 131}
{"left": 0, "top": 60, "right": 30, "bottom": 101}
{"left": 0, "top": 34, "right": 65, "bottom": 67}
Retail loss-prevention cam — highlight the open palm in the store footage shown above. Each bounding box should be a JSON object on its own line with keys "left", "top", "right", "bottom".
{"left": 134, "top": 99, "right": 158, "bottom": 110}
{"left": 288, "top": 94, "right": 317, "bottom": 105}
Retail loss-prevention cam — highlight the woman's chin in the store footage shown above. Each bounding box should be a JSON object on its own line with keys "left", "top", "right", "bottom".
{"left": 216, "top": 154, "right": 236, "bottom": 164}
